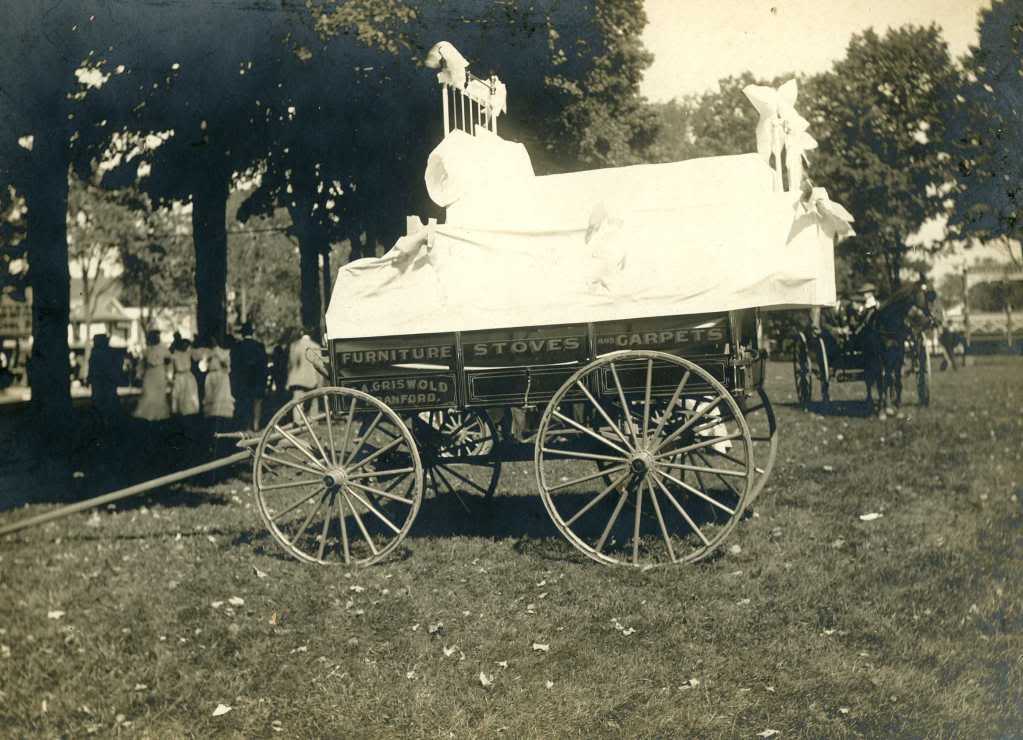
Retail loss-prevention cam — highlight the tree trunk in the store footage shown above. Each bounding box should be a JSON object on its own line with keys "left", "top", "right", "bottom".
{"left": 288, "top": 204, "right": 326, "bottom": 339}
{"left": 25, "top": 133, "right": 72, "bottom": 452}
{"left": 193, "top": 178, "right": 229, "bottom": 343}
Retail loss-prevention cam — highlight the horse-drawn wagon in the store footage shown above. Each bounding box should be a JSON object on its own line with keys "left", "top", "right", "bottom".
{"left": 2, "top": 47, "right": 852, "bottom": 568}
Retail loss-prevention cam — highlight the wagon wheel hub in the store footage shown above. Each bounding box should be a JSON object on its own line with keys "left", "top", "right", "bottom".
{"left": 628, "top": 451, "right": 655, "bottom": 479}
{"left": 323, "top": 467, "right": 348, "bottom": 489}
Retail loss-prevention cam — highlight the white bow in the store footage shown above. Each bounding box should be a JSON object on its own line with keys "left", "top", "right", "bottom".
{"left": 425, "top": 41, "right": 469, "bottom": 89}
{"left": 802, "top": 186, "right": 855, "bottom": 238}
{"left": 743, "top": 79, "right": 818, "bottom": 192}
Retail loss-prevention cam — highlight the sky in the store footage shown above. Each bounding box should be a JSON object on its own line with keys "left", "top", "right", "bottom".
{"left": 641, "top": 0, "right": 990, "bottom": 101}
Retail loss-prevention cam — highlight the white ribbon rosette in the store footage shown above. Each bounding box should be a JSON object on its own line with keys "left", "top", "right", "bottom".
{"left": 803, "top": 186, "right": 856, "bottom": 238}
{"left": 743, "top": 79, "right": 818, "bottom": 192}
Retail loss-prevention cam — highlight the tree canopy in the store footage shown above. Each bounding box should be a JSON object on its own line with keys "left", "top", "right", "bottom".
{"left": 946, "top": 0, "right": 1023, "bottom": 264}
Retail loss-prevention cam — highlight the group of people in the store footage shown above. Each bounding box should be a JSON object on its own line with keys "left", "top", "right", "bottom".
{"left": 87, "top": 323, "right": 325, "bottom": 435}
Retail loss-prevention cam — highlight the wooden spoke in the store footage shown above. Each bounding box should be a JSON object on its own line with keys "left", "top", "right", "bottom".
{"left": 344, "top": 488, "right": 402, "bottom": 535}
{"left": 345, "top": 435, "right": 405, "bottom": 473}
{"left": 641, "top": 359, "right": 653, "bottom": 443}
{"left": 290, "top": 489, "right": 329, "bottom": 544}
{"left": 346, "top": 480, "right": 416, "bottom": 506}
{"left": 270, "top": 486, "right": 327, "bottom": 522}
{"left": 653, "top": 468, "right": 736, "bottom": 516}
{"left": 273, "top": 423, "right": 326, "bottom": 469}
{"left": 346, "top": 467, "right": 415, "bottom": 481}
{"left": 608, "top": 361, "right": 640, "bottom": 446}
{"left": 336, "top": 493, "right": 351, "bottom": 565}
{"left": 653, "top": 394, "right": 725, "bottom": 453}
{"left": 655, "top": 432, "right": 741, "bottom": 459}
{"left": 343, "top": 491, "right": 379, "bottom": 556}
{"left": 259, "top": 478, "right": 324, "bottom": 492}
{"left": 541, "top": 446, "right": 628, "bottom": 464}
{"left": 296, "top": 404, "right": 331, "bottom": 467}
{"left": 316, "top": 491, "right": 334, "bottom": 561}
{"left": 575, "top": 377, "right": 634, "bottom": 452}
{"left": 646, "top": 480, "right": 677, "bottom": 563}
{"left": 649, "top": 370, "right": 690, "bottom": 443}
{"left": 552, "top": 410, "right": 631, "bottom": 457}
{"left": 261, "top": 453, "right": 325, "bottom": 478}
{"left": 322, "top": 396, "right": 338, "bottom": 465}
{"left": 566, "top": 470, "right": 631, "bottom": 527}
{"left": 693, "top": 450, "right": 743, "bottom": 501}
{"left": 657, "top": 460, "right": 748, "bottom": 479}
{"left": 632, "top": 482, "right": 644, "bottom": 564}
{"left": 651, "top": 473, "right": 710, "bottom": 547}
{"left": 339, "top": 397, "right": 358, "bottom": 462}
{"left": 343, "top": 411, "right": 384, "bottom": 466}
{"left": 595, "top": 488, "right": 630, "bottom": 554}
{"left": 547, "top": 464, "right": 627, "bottom": 493}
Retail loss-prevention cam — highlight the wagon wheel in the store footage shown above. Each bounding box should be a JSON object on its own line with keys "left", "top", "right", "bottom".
{"left": 737, "top": 387, "right": 778, "bottom": 505}
{"left": 793, "top": 333, "right": 813, "bottom": 405}
{"left": 253, "top": 387, "right": 423, "bottom": 566}
{"left": 535, "top": 350, "right": 754, "bottom": 567}
{"left": 916, "top": 338, "right": 931, "bottom": 407}
{"left": 410, "top": 409, "right": 502, "bottom": 501}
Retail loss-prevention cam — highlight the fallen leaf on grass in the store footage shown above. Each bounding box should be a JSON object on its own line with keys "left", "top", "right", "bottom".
{"left": 495, "top": 661, "right": 508, "bottom": 669}
{"left": 680, "top": 678, "right": 700, "bottom": 689}
{"left": 757, "top": 731, "right": 779, "bottom": 738}
{"left": 479, "top": 672, "right": 493, "bottom": 688}
{"left": 1, "top": 645, "right": 10, "bottom": 659}
{"left": 532, "top": 642, "right": 549, "bottom": 652}
{"left": 839, "top": 707, "right": 850, "bottom": 715}
{"left": 859, "top": 512, "right": 883, "bottom": 521}
{"left": 211, "top": 601, "right": 224, "bottom": 609}
{"left": 349, "top": 585, "right": 365, "bottom": 593}
{"left": 728, "top": 544, "right": 742, "bottom": 555}
{"left": 253, "top": 567, "right": 268, "bottom": 579}
{"left": 428, "top": 622, "right": 443, "bottom": 635}
{"left": 47, "top": 611, "right": 65, "bottom": 620}
{"left": 822, "top": 465, "right": 834, "bottom": 472}
{"left": 621, "top": 627, "right": 636, "bottom": 636}
{"left": 206, "top": 535, "right": 217, "bottom": 545}
{"left": 406, "top": 670, "right": 416, "bottom": 680}
{"left": 228, "top": 597, "right": 244, "bottom": 607}
{"left": 212, "top": 704, "right": 232, "bottom": 717}
{"left": 545, "top": 680, "right": 554, "bottom": 689}
{"left": 443, "top": 645, "right": 459, "bottom": 657}
{"left": 132, "top": 684, "right": 148, "bottom": 691}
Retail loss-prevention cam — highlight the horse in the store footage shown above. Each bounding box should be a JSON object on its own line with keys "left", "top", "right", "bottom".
{"left": 859, "top": 281, "right": 936, "bottom": 418}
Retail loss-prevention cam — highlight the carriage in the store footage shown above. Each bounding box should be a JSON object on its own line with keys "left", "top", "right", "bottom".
{"left": 791, "top": 303, "right": 933, "bottom": 410}
{"left": 1, "top": 47, "right": 850, "bottom": 568}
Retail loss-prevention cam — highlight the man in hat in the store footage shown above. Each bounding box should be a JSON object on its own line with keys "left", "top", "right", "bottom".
{"left": 233, "top": 321, "right": 268, "bottom": 431}
{"left": 848, "top": 282, "right": 879, "bottom": 339}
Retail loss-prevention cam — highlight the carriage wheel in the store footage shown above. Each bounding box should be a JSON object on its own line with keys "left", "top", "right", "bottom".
{"left": 793, "top": 334, "right": 813, "bottom": 405}
{"left": 535, "top": 350, "right": 754, "bottom": 567}
{"left": 253, "top": 387, "right": 423, "bottom": 566}
{"left": 739, "top": 388, "right": 778, "bottom": 505}
{"left": 410, "top": 409, "right": 502, "bottom": 501}
{"left": 916, "top": 340, "right": 931, "bottom": 407}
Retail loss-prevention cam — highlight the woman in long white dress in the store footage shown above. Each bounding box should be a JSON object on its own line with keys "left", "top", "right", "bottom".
{"left": 133, "top": 331, "right": 171, "bottom": 421}
{"left": 202, "top": 337, "right": 235, "bottom": 421}
{"left": 170, "top": 337, "right": 200, "bottom": 416}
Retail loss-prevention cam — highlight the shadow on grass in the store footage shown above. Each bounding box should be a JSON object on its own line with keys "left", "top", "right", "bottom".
{"left": 230, "top": 481, "right": 738, "bottom": 567}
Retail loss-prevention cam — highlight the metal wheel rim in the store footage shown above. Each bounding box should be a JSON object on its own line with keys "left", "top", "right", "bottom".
{"left": 534, "top": 350, "right": 754, "bottom": 567}
{"left": 253, "top": 387, "right": 423, "bottom": 566}
{"left": 742, "top": 387, "right": 778, "bottom": 505}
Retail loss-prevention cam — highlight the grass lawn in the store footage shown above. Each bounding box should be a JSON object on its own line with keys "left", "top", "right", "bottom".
{"left": 1, "top": 359, "right": 1021, "bottom": 738}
